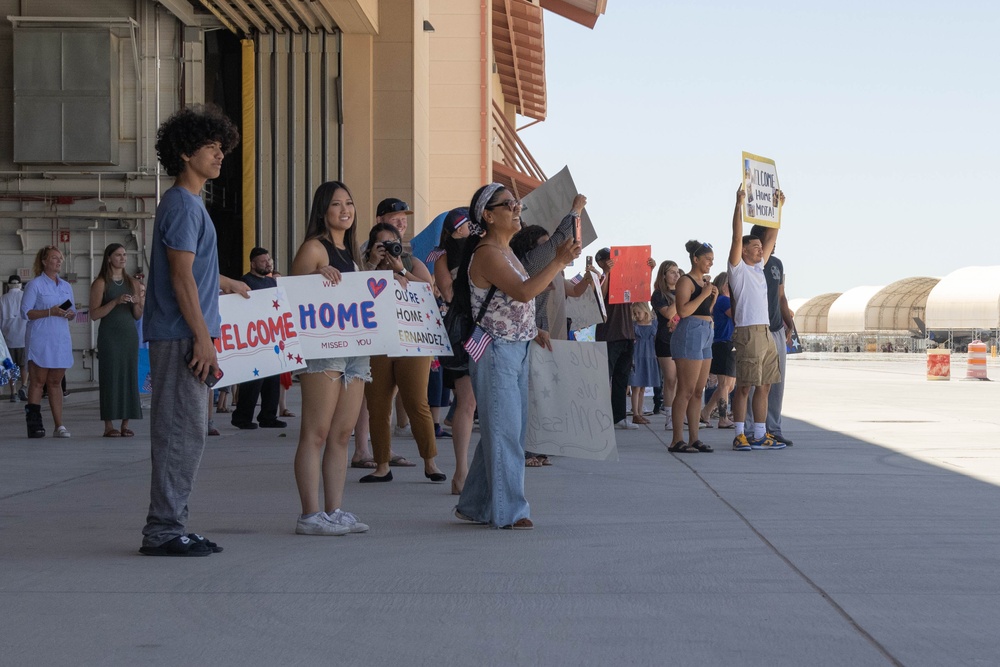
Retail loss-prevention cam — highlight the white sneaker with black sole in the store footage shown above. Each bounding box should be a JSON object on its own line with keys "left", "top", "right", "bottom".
{"left": 296, "top": 512, "right": 350, "bottom": 536}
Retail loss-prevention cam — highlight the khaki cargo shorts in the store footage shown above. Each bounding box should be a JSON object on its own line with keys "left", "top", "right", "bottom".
{"left": 733, "top": 325, "right": 781, "bottom": 387}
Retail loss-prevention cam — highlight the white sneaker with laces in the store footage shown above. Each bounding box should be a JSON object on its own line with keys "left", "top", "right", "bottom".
{"left": 325, "top": 509, "right": 369, "bottom": 533}
{"left": 614, "top": 420, "right": 639, "bottom": 431}
{"left": 54, "top": 425, "right": 71, "bottom": 438}
{"left": 296, "top": 512, "right": 350, "bottom": 536}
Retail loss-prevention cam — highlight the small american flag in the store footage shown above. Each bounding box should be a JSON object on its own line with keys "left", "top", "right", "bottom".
{"left": 463, "top": 325, "right": 493, "bottom": 362}
{"left": 425, "top": 248, "right": 446, "bottom": 264}
{"left": 570, "top": 273, "right": 584, "bottom": 285}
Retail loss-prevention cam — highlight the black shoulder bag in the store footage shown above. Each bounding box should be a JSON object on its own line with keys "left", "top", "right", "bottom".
{"left": 440, "top": 285, "right": 497, "bottom": 372}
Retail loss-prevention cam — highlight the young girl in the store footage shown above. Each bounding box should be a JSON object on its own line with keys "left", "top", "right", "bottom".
{"left": 628, "top": 302, "right": 658, "bottom": 426}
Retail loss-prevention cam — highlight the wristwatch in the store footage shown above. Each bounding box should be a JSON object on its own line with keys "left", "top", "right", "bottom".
{"left": 397, "top": 267, "right": 407, "bottom": 277}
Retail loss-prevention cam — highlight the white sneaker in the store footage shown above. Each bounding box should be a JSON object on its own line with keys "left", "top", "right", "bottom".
{"left": 325, "top": 509, "right": 369, "bottom": 533}
{"left": 614, "top": 420, "right": 638, "bottom": 431}
{"left": 296, "top": 512, "right": 349, "bottom": 536}
{"left": 392, "top": 424, "right": 412, "bottom": 438}
{"left": 53, "top": 425, "right": 71, "bottom": 438}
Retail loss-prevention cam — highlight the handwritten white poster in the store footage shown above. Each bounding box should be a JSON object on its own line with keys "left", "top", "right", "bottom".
{"left": 278, "top": 272, "right": 398, "bottom": 359}
{"left": 742, "top": 151, "right": 781, "bottom": 228}
{"left": 392, "top": 281, "right": 452, "bottom": 357}
{"left": 565, "top": 270, "right": 606, "bottom": 330}
{"left": 525, "top": 340, "right": 618, "bottom": 461}
{"left": 216, "top": 286, "right": 306, "bottom": 384}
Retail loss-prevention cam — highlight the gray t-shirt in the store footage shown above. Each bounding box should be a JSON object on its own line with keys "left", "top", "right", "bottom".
{"left": 144, "top": 186, "right": 221, "bottom": 342}
{"left": 764, "top": 255, "right": 785, "bottom": 332}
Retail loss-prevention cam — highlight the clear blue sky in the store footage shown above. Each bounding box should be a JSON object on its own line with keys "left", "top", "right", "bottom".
{"left": 521, "top": 0, "right": 1000, "bottom": 300}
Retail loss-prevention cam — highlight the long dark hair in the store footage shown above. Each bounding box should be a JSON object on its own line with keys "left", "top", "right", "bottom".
{"left": 437, "top": 222, "right": 467, "bottom": 273}
{"left": 452, "top": 184, "right": 508, "bottom": 318}
{"left": 98, "top": 243, "right": 137, "bottom": 296}
{"left": 305, "top": 181, "right": 358, "bottom": 263}
{"left": 364, "top": 222, "right": 401, "bottom": 264}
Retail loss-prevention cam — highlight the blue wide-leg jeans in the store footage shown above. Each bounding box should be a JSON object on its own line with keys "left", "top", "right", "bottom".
{"left": 456, "top": 338, "right": 531, "bottom": 527}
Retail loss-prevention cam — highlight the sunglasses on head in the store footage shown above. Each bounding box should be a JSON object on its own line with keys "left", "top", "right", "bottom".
{"left": 383, "top": 201, "right": 410, "bottom": 213}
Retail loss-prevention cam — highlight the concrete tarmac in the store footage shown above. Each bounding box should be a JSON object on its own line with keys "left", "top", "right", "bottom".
{"left": 2, "top": 355, "right": 999, "bottom": 666}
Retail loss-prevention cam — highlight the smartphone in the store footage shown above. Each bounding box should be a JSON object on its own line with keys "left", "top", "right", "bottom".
{"left": 573, "top": 217, "right": 581, "bottom": 243}
{"left": 184, "top": 350, "right": 224, "bottom": 388}
{"left": 59, "top": 299, "right": 73, "bottom": 310}
{"left": 586, "top": 255, "right": 593, "bottom": 268}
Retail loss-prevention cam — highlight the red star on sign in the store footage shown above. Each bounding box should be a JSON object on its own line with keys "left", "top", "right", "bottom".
{"left": 287, "top": 353, "right": 294, "bottom": 360}
{"left": 272, "top": 299, "right": 280, "bottom": 310}
{"left": 295, "top": 354, "right": 303, "bottom": 364}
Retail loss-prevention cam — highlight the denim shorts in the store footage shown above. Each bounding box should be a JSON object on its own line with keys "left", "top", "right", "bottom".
{"left": 297, "top": 355, "right": 372, "bottom": 385}
{"left": 670, "top": 317, "right": 714, "bottom": 360}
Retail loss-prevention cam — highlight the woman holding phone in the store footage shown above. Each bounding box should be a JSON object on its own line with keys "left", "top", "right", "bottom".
{"left": 651, "top": 261, "right": 681, "bottom": 428}
{"left": 667, "top": 240, "right": 718, "bottom": 453}
{"left": 89, "top": 243, "right": 144, "bottom": 437}
{"left": 20, "top": 245, "right": 76, "bottom": 438}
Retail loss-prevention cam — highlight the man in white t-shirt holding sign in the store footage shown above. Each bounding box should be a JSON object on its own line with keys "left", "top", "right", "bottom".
{"left": 727, "top": 186, "right": 786, "bottom": 451}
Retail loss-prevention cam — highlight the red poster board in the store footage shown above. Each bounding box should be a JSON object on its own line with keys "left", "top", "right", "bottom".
{"left": 607, "top": 246, "right": 651, "bottom": 304}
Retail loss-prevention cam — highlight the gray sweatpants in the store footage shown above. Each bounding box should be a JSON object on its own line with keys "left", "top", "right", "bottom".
{"left": 141, "top": 338, "right": 210, "bottom": 548}
{"left": 744, "top": 327, "right": 787, "bottom": 435}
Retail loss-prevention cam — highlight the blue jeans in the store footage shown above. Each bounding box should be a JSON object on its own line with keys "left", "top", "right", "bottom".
{"left": 457, "top": 338, "right": 531, "bottom": 527}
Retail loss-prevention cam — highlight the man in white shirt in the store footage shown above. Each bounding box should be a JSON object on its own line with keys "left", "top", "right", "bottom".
{"left": 727, "top": 187, "right": 785, "bottom": 451}
{"left": 1, "top": 275, "right": 27, "bottom": 401}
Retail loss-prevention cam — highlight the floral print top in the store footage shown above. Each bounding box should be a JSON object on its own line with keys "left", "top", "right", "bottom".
{"left": 470, "top": 253, "right": 537, "bottom": 342}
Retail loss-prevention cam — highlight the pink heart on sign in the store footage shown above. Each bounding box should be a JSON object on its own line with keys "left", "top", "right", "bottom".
{"left": 367, "top": 277, "right": 388, "bottom": 298}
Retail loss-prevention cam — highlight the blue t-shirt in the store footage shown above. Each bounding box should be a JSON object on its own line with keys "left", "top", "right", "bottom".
{"left": 144, "top": 186, "right": 221, "bottom": 342}
{"left": 712, "top": 294, "right": 734, "bottom": 343}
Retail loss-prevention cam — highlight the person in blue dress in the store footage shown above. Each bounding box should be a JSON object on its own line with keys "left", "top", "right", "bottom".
{"left": 628, "top": 302, "right": 659, "bottom": 425}
{"left": 20, "top": 246, "right": 76, "bottom": 438}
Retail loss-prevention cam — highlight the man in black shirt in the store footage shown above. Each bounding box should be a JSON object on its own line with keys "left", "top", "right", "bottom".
{"left": 231, "top": 247, "right": 286, "bottom": 430}
{"left": 595, "top": 247, "right": 656, "bottom": 430}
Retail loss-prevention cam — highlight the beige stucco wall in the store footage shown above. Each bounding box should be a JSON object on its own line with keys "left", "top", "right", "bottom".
{"left": 342, "top": 32, "right": 375, "bottom": 228}
{"left": 371, "top": 0, "right": 435, "bottom": 240}
{"left": 428, "top": 0, "right": 486, "bottom": 218}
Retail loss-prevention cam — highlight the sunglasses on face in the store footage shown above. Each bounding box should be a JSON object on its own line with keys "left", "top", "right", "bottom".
{"left": 485, "top": 198, "right": 526, "bottom": 212}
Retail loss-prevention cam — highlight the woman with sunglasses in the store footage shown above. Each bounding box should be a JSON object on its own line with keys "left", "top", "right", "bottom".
{"left": 667, "top": 240, "right": 718, "bottom": 453}
{"left": 20, "top": 246, "right": 76, "bottom": 438}
{"left": 651, "top": 261, "right": 681, "bottom": 429}
{"left": 452, "top": 184, "right": 579, "bottom": 529}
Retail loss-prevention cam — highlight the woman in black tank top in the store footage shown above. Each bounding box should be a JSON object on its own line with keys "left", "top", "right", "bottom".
{"left": 288, "top": 181, "right": 373, "bottom": 535}
{"left": 668, "top": 240, "right": 719, "bottom": 453}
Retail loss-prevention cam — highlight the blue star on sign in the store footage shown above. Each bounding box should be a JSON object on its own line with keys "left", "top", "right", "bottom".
{"left": 253, "top": 368, "right": 260, "bottom": 377}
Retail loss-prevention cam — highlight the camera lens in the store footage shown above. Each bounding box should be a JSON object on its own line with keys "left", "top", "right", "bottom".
{"left": 382, "top": 240, "right": 402, "bottom": 258}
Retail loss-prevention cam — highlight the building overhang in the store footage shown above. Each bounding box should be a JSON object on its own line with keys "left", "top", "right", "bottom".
{"left": 162, "top": 0, "right": 377, "bottom": 35}
{"left": 539, "top": 0, "right": 607, "bottom": 29}
{"left": 493, "top": 0, "right": 546, "bottom": 121}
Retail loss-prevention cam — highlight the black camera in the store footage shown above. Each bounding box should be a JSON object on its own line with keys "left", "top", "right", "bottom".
{"left": 380, "top": 240, "right": 403, "bottom": 258}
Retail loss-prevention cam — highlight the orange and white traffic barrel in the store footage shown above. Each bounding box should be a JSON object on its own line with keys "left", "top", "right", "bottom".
{"left": 966, "top": 340, "right": 988, "bottom": 380}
